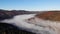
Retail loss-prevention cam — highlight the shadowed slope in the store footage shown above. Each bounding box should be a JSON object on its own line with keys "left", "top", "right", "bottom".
{"left": 0, "top": 23, "right": 35, "bottom": 34}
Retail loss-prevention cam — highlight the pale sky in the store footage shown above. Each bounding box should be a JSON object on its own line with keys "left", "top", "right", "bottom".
{"left": 0, "top": 0, "right": 60, "bottom": 11}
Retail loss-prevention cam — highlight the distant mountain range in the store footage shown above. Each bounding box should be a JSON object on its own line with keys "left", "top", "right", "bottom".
{"left": 0, "top": 9, "right": 40, "bottom": 20}
{"left": 0, "top": 9, "right": 40, "bottom": 14}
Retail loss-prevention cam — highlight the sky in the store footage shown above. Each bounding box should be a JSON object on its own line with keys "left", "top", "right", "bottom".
{"left": 0, "top": 0, "right": 60, "bottom": 11}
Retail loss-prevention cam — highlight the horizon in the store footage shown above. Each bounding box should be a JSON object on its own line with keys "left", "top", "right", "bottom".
{"left": 0, "top": 0, "right": 60, "bottom": 11}
{"left": 1, "top": 8, "right": 60, "bottom": 11}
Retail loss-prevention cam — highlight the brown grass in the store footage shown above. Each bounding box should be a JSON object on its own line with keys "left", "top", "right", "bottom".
{"left": 35, "top": 11, "right": 60, "bottom": 21}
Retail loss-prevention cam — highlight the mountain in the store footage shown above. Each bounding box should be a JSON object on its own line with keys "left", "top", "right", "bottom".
{"left": 0, "top": 9, "right": 36, "bottom": 34}
{"left": 0, "top": 9, "right": 40, "bottom": 20}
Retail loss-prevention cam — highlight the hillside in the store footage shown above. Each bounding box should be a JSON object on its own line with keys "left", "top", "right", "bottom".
{"left": 0, "top": 9, "right": 36, "bottom": 34}
{"left": 0, "top": 9, "right": 40, "bottom": 20}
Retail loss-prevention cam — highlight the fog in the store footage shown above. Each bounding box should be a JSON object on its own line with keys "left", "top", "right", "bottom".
{"left": 0, "top": 14, "right": 57, "bottom": 34}
{"left": 0, "top": 14, "right": 39, "bottom": 32}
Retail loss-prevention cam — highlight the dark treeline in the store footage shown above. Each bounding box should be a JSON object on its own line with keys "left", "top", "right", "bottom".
{"left": 0, "top": 23, "right": 35, "bottom": 34}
